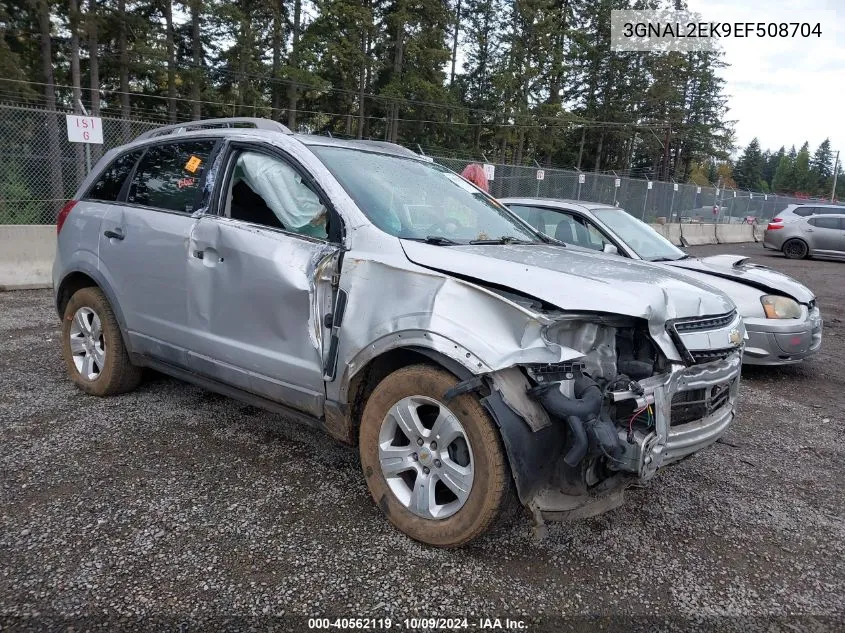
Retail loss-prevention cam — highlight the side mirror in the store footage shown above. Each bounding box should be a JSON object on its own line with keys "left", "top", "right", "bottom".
{"left": 602, "top": 243, "right": 619, "bottom": 255}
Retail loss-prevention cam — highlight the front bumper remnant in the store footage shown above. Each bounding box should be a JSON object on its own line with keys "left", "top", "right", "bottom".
{"left": 484, "top": 352, "right": 742, "bottom": 522}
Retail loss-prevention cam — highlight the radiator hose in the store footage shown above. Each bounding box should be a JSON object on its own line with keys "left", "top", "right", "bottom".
{"left": 529, "top": 375, "right": 623, "bottom": 466}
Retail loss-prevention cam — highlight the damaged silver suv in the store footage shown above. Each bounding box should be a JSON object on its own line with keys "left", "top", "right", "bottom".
{"left": 53, "top": 118, "right": 745, "bottom": 547}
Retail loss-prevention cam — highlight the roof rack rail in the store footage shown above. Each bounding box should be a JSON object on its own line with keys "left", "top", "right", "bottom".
{"left": 135, "top": 117, "right": 292, "bottom": 141}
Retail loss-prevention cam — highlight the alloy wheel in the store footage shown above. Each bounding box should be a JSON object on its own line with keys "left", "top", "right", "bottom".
{"left": 68, "top": 307, "right": 106, "bottom": 380}
{"left": 378, "top": 395, "right": 475, "bottom": 520}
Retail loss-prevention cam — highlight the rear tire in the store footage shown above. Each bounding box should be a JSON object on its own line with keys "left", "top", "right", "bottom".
{"left": 782, "top": 238, "right": 808, "bottom": 259}
{"left": 61, "top": 287, "right": 142, "bottom": 396}
{"left": 359, "top": 364, "right": 517, "bottom": 547}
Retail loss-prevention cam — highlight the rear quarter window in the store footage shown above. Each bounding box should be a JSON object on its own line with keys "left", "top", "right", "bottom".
{"left": 793, "top": 207, "right": 814, "bottom": 217}
{"left": 127, "top": 140, "right": 216, "bottom": 213}
{"left": 86, "top": 150, "right": 143, "bottom": 202}
{"left": 808, "top": 216, "right": 842, "bottom": 229}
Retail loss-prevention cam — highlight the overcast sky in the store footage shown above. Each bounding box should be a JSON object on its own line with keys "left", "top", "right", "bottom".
{"left": 685, "top": 0, "right": 843, "bottom": 157}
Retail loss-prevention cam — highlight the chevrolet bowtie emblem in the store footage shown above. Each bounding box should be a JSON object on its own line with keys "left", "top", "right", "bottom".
{"left": 729, "top": 328, "right": 742, "bottom": 346}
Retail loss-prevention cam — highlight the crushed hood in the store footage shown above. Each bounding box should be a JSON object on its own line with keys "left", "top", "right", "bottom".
{"left": 666, "top": 254, "right": 815, "bottom": 304}
{"left": 401, "top": 241, "right": 735, "bottom": 325}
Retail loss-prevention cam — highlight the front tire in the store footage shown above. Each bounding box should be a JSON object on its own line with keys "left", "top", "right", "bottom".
{"left": 359, "top": 364, "right": 516, "bottom": 547}
{"left": 61, "top": 287, "right": 142, "bottom": 396}
{"left": 782, "top": 238, "right": 808, "bottom": 259}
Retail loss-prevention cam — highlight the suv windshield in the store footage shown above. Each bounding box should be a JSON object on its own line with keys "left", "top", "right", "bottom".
{"left": 592, "top": 208, "right": 686, "bottom": 261}
{"left": 311, "top": 146, "right": 540, "bottom": 243}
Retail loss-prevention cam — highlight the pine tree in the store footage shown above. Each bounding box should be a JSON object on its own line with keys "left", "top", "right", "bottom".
{"left": 810, "top": 138, "right": 833, "bottom": 196}
{"left": 772, "top": 146, "right": 797, "bottom": 194}
{"left": 794, "top": 141, "right": 812, "bottom": 195}
{"left": 734, "top": 138, "right": 764, "bottom": 190}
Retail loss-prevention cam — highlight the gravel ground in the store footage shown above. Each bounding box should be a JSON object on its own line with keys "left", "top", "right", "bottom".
{"left": 1, "top": 242, "right": 844, "bottom": 632}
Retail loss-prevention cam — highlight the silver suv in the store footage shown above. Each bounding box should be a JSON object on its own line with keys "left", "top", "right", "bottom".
{"left": 53, "top": 118, "right": 745, "bottom": 546}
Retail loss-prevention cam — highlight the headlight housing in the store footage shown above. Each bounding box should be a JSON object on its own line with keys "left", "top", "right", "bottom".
{"left": 761, "top": 295, "right": 801, "bottom": 319}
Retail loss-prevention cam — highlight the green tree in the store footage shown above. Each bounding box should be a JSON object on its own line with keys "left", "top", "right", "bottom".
{"left": 810, "top": 138, "right": 833, "bottom": 196}
{"left": 734, "top": 138, "right": 764, "bottom": 190}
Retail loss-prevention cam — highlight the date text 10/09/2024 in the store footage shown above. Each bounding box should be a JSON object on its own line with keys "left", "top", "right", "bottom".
{"left": 307, "top": 617, "right": 528, "bottom": 630}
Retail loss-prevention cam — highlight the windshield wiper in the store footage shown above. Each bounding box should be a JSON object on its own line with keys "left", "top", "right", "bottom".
{"left": 403, "top": 236, "right": 460, "bottom": 245}
{"left": 469, "top": 237, "right": 538, "bottom": 245}
{"left": 650, "top": 255, "right": 688, "bottom": 262}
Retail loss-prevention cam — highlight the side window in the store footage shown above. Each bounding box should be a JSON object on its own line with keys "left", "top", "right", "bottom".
{"left": 809, "top": 217, "right": 842, "bottom": 230}
{"left": 818, "top": 207, "right": 845, "bottom": 215}
{"left": 224, "top": 150, "right": 328, "bottom": 240}
{"left": 581, "top": 220, "right": 607, "bottom": 250}
{"left": 127, "top": 140, "right": 216, "bottom": 213}
{"left": 86, "top": 151, "right": 142, "bottom": 202}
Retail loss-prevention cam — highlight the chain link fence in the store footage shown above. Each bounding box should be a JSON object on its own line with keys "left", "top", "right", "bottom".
{"left": 0, "top": 104, "right": 159, "bottom": 224}
{"left": 0, "top": 104, "right": 822, "bottom": 226}
{"left": 431, "top": 156, "right": 821, "bottom": 225}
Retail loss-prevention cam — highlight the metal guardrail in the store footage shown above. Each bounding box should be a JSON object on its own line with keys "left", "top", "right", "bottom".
{"left": 0, "top": 104, "right": 824, "bottom": 225}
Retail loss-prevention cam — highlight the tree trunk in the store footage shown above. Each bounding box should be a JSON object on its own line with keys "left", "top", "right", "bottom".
{"left": 357, "top": 3, "right": 370, "bottom": 139}
{"left": 576, "top": 127, "right": 585, "bottom": 171}
{"left": 165, "top": 0, "right": 176, "bottom": 122}
{"left": 237, "top": 7, "right": 253, "bottom": 116}
{"left": 69, "top": 0, "right": 86, "bottom": 182}
{"left": 87, "top": 0, "right": 99, "bottom": 116}
{"left": 594, "top": 132, "right": 604, "bottom": 172}
{"left": 190, "top": 0, "right": 202, "bottom": 119}
{"left": 271, "top": 0, "right": 283, "bottom": 115}
{"left": 449, "top": 0, "right": 460, "bottom": 86}
{"left": 87, "top": 0, "right": 101, "bottom": 161}
{"left": 118, "top": 0, "right": 130, "bottom": 140}
{"left": 287, "top": 0, "right": 302, "bottom": 129}
{"left": 389, "top": 19, "right": 404, "bottom": 142}
{"left": 32, "top": 0, "right": 65, "bottom": 217}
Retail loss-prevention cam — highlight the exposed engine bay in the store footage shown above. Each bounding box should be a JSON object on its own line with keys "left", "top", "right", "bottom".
{"left": 478, "top": 317, "right": 742, "bottom": 523}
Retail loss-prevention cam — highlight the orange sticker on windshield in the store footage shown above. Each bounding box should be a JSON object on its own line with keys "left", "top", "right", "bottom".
{"left": 184, "top": 155, "right": 202, "bottom": 173}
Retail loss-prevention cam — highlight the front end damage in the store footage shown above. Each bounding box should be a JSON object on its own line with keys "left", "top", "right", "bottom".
{"left": 466, "top": 312, "right": 744, "bottom": 523}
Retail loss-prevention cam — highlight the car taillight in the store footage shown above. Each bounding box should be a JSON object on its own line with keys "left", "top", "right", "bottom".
{"left": 56, "top": 200, "right": 77, "bottom": 235}
{"left": 771, "top": 217, "right": 783, "bottom": 223}
{"left": 766, "top": 223, "right": 783, "bottom": 230}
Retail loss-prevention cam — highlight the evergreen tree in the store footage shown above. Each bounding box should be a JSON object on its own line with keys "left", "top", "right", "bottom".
{"left": 794, "top": 141, "right": 812, "bottom": 194}
{"left": 734, "top": 138, "right": 764, "bottom": 190}
{"left": 810, "top": 138, "right": 833, "bottom": 195}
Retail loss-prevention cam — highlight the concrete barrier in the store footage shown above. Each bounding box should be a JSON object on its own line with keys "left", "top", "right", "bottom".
{"left": 716, "top": 224, "right": 756, "bottom": 244}
{"left": 678, "top": 223, "right": 717, "bottom": 246}
{"left": 0, "top": 225, "right": 56, "bottom": 290}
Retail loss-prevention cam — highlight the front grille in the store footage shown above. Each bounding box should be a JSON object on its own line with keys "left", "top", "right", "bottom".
{"left": 671, "top": 381, "right": 733, "bottom": 426}
{"left": 673, "top": 311, "right": 736, "bottom": 332}
{"left": 689, "top": 348, "right": 736, "bottom": 364}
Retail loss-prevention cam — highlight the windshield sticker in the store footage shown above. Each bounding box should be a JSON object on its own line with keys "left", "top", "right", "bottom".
{"left": 184, "top": 155, "right": 203, "bottom": 173}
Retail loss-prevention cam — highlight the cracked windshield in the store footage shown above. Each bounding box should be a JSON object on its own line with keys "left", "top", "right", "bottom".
{"left": 312, "top": 146, "right": 540, "bottom": 244}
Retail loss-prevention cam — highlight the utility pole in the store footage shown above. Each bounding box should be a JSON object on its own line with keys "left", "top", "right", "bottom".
{"left": 831, "top": 150, "right": 840, "bottom": 202}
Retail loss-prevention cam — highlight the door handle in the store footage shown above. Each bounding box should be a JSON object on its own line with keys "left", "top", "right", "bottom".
{"left": 103, "top": 228, "right": 125, "bottom": 240}
{"left": 192, "top": 248, "right": 223, "bottom": 264}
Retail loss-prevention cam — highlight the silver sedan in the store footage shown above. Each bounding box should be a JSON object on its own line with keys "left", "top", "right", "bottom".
{"left": 503, "top": 198, "right": 823, "bottom": 366}
{"left": 763, "top": 213, "right": 845, "bottom": 260}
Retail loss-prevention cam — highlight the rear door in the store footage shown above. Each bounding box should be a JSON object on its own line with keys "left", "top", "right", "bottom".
{"left": 185, "top": 142, "right": 341, "bottom": 416}
{"left": 99, "top": 138, "right": 218, "bottom": 366}
{"left": 806, "top": 216, "right": 844, "bottom": 254}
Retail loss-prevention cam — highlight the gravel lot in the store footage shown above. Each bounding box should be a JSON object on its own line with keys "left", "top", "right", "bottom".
{"left": 1, "top": 242, "right": 844, "bottom": 631}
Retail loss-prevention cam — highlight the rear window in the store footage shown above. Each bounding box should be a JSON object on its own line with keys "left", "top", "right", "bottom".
{"left": 127, "top": 140, "right": 216, "bottom": 213}
{"left": 86, "top": 151, "right": 143, "bottom": 202}
{"left": 808, "top": 217, "right": 843, "bottom": 230}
